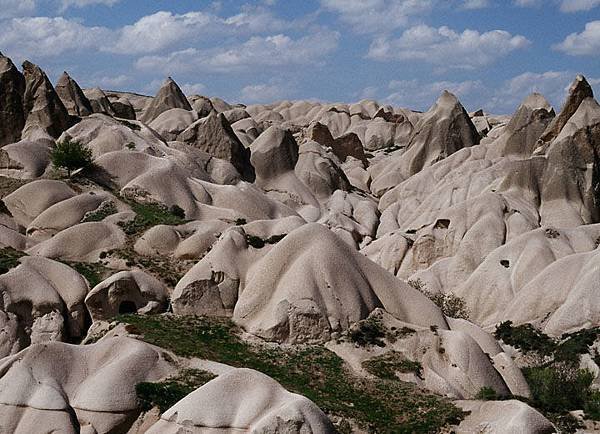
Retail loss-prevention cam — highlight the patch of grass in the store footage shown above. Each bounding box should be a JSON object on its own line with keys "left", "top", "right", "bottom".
{"left": 119, "top": 314, "right": 466, "bottom": 433}
{"left": 0, "top": 247, "right": 26, "bottom": 274}
{"left": 109, "top": 247, "right": 189, "bottom": 287}
{"left": 62, "top": 260, "right": 113, "bottom": 288}
{"left": 362, "top": 352, "right": 423, "bottom": 380}
{"left": 136, "top": 368, "right": 216, "bottom": 412}
{"left": 81, "top": 200, "right": 117, "bottom": 223}
{"left": 118, "top": 199, "right": 186, "bottom": 236}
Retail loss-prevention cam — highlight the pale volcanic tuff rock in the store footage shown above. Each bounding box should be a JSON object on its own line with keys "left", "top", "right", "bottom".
{"left": 0, "top": 337, "right": 176, "bottom": 433}
{"left": 455, "top": 400, "right": 555, "bottom": 434}
{"left": 21, "top": 61, "right": 70, "bottom": 140}
{"left": 0, "top": 138, "right": 52, "bottom": 179}
{"left": 85, "top": 270, "right": 168, "bottom": 321}
{"left": 0, "top": 255, "right": 89, "bottom": 358}
{"left": 147, "top": 368, "right": 336, "bottom": 434}
{"left": 173, "top": 223, "right": 447, "bottom": 343}
{"left": 83, "top": 87, "right": 116, "bottom": 116}
{"left": 369, "top": 91, "right": 479, "bottom": 196}
{"left": 0, "top": 53, "right": 25, "bottom": 146}
{"left": 110, "top": 96, "right": 136, "bottom": 119}
{"left": 307, "top": 121, "right": 368, "bottom": 165}
{"left": 177, "top": 111, "right": 255, "bottom": 181}
{"left": 140, "top": 77, "right": 192, "bottom": 124}
{"left": 55, "top": 71, "right": 93, "bottom": 117}
{"left": 536, "top": 74, "right": 594, "bottom": 149}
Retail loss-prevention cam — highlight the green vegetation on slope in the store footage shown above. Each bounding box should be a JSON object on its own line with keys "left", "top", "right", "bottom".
{"left": 118, "top": 199, "right": 186, "bottom": 236}
{"left": 136, "top": 368, "right": 216, "bottom": 412}
{"left": 0, "top": 247, "right": 26, "bottom": 274}
{"left": 494, "top": 321, "right": 600, "bottom": 431}
{"left": 118, "top": 314, "right": 465, "bottom": 433}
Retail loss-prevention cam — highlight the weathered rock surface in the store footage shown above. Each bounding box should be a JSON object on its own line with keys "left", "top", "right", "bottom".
{"left": 0, "top": 53, "right": 25, "bottom": 146}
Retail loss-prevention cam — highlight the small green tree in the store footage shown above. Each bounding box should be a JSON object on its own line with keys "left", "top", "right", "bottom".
{"left": 51, "top": 138, "right": 93, "bottom": 177}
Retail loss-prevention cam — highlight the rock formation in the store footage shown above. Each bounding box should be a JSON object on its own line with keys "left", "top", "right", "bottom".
{"left": 21, "top": 61, "right": 70, "bottom": 140}
{"left": 0, "top": 53, "right": 25, "bottom": 146}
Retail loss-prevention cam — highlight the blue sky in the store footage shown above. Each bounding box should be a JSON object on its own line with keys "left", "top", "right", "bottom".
{"left": 0, "top": 0, "right": 599, "bottom": 113}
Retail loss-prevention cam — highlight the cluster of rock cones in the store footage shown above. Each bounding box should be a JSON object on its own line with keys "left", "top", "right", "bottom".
{"left": 0, "top": 52, "right": 599, "bottom": 433}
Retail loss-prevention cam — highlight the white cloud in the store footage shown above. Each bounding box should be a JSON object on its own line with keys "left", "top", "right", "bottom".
{"left": 320, "top": 0, "right": 436, "bottom": 34}
{"left": 489, "top": 71, "right": 574, "bottom": 113}
{"left": 110, "top": 7, "right": 291, "bottom": 55}
{"left": 514, "top": 0, "right": 541, "bottom": 6}
{"left": 60, "top": 0, "right": 120, "bottom": 9}
{"left": 560, "top": 0, "right": 600, "bottom": 11}
{"left": 135, "top": 30, "right": 340, "bottom": 74}
{"left": 0, "top": 0, "right": 35, "bottom": 18}
{"left": 554, "top": 20, "right": 600, "bottom": 55}
{"left": 367, "top": 25, "right": 530, "bottom": 69}
{"left": 111, "top": 11, "right": 216, "bottom": 54}
{"left": 384, "top": 79, "right": 484, "bottom": 110}
{"left": 92, "top": 74, "right": 130, "bottom": 88}
{"left": 240, "top": 83, "right": 288, "bottom": 103}
{"left": 180, "top": 82, "right": 206, "bottom": 95}
{"left": 0, "top": 16, "right": 111, "bottom": 59}
{"left": 462, "top": 0, "right": 491, "bottom": 9}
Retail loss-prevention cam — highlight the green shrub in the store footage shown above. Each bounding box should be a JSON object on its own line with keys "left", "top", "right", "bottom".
{"left": 349, "top": 318, "right": 387, "bottom": 347}
{"left": 493, "top": 321, "right": 556, "bottom": 355}
{"left": 475, "top": 386, "right": 498, "bottom": 401}
{"left": 51, "top": 138, "right": 93, "bottom": 177}
{"left": 409, "top": 279, "right": 469, "bottom": 320}
{"left": 523, "top": 364, "right": 594, "bottom": 414}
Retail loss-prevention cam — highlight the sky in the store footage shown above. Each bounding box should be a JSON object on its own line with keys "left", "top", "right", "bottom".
{"left": 0, "top": 0, "right": 599, "bottom": 114}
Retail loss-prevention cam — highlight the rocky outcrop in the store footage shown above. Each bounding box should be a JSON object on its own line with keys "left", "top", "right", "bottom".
{"left": 21, "top": 61, "right": 70, "bottom": 140}
{"left": 55, "top": 71, "right": 93, "bottom": 117}
{"left": 308, "top": 122, "right": 368, "bottom": 165}
{"left": 140, "top": 77, "right": 192, "bottom": 124}
{"left": 538, "top": 74, "right": 594, "bottom": 147}
{"left": 147, "top": 369, "right": 336, "bottom": 434}
{"left": 0, "top": 53, "right": 25, "bottom": 146}
{"left": 84, "top": 87, "right": 116, "bottom": 116}
{"left": 177, "top": 112, "right": 254, "bottom": 181}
